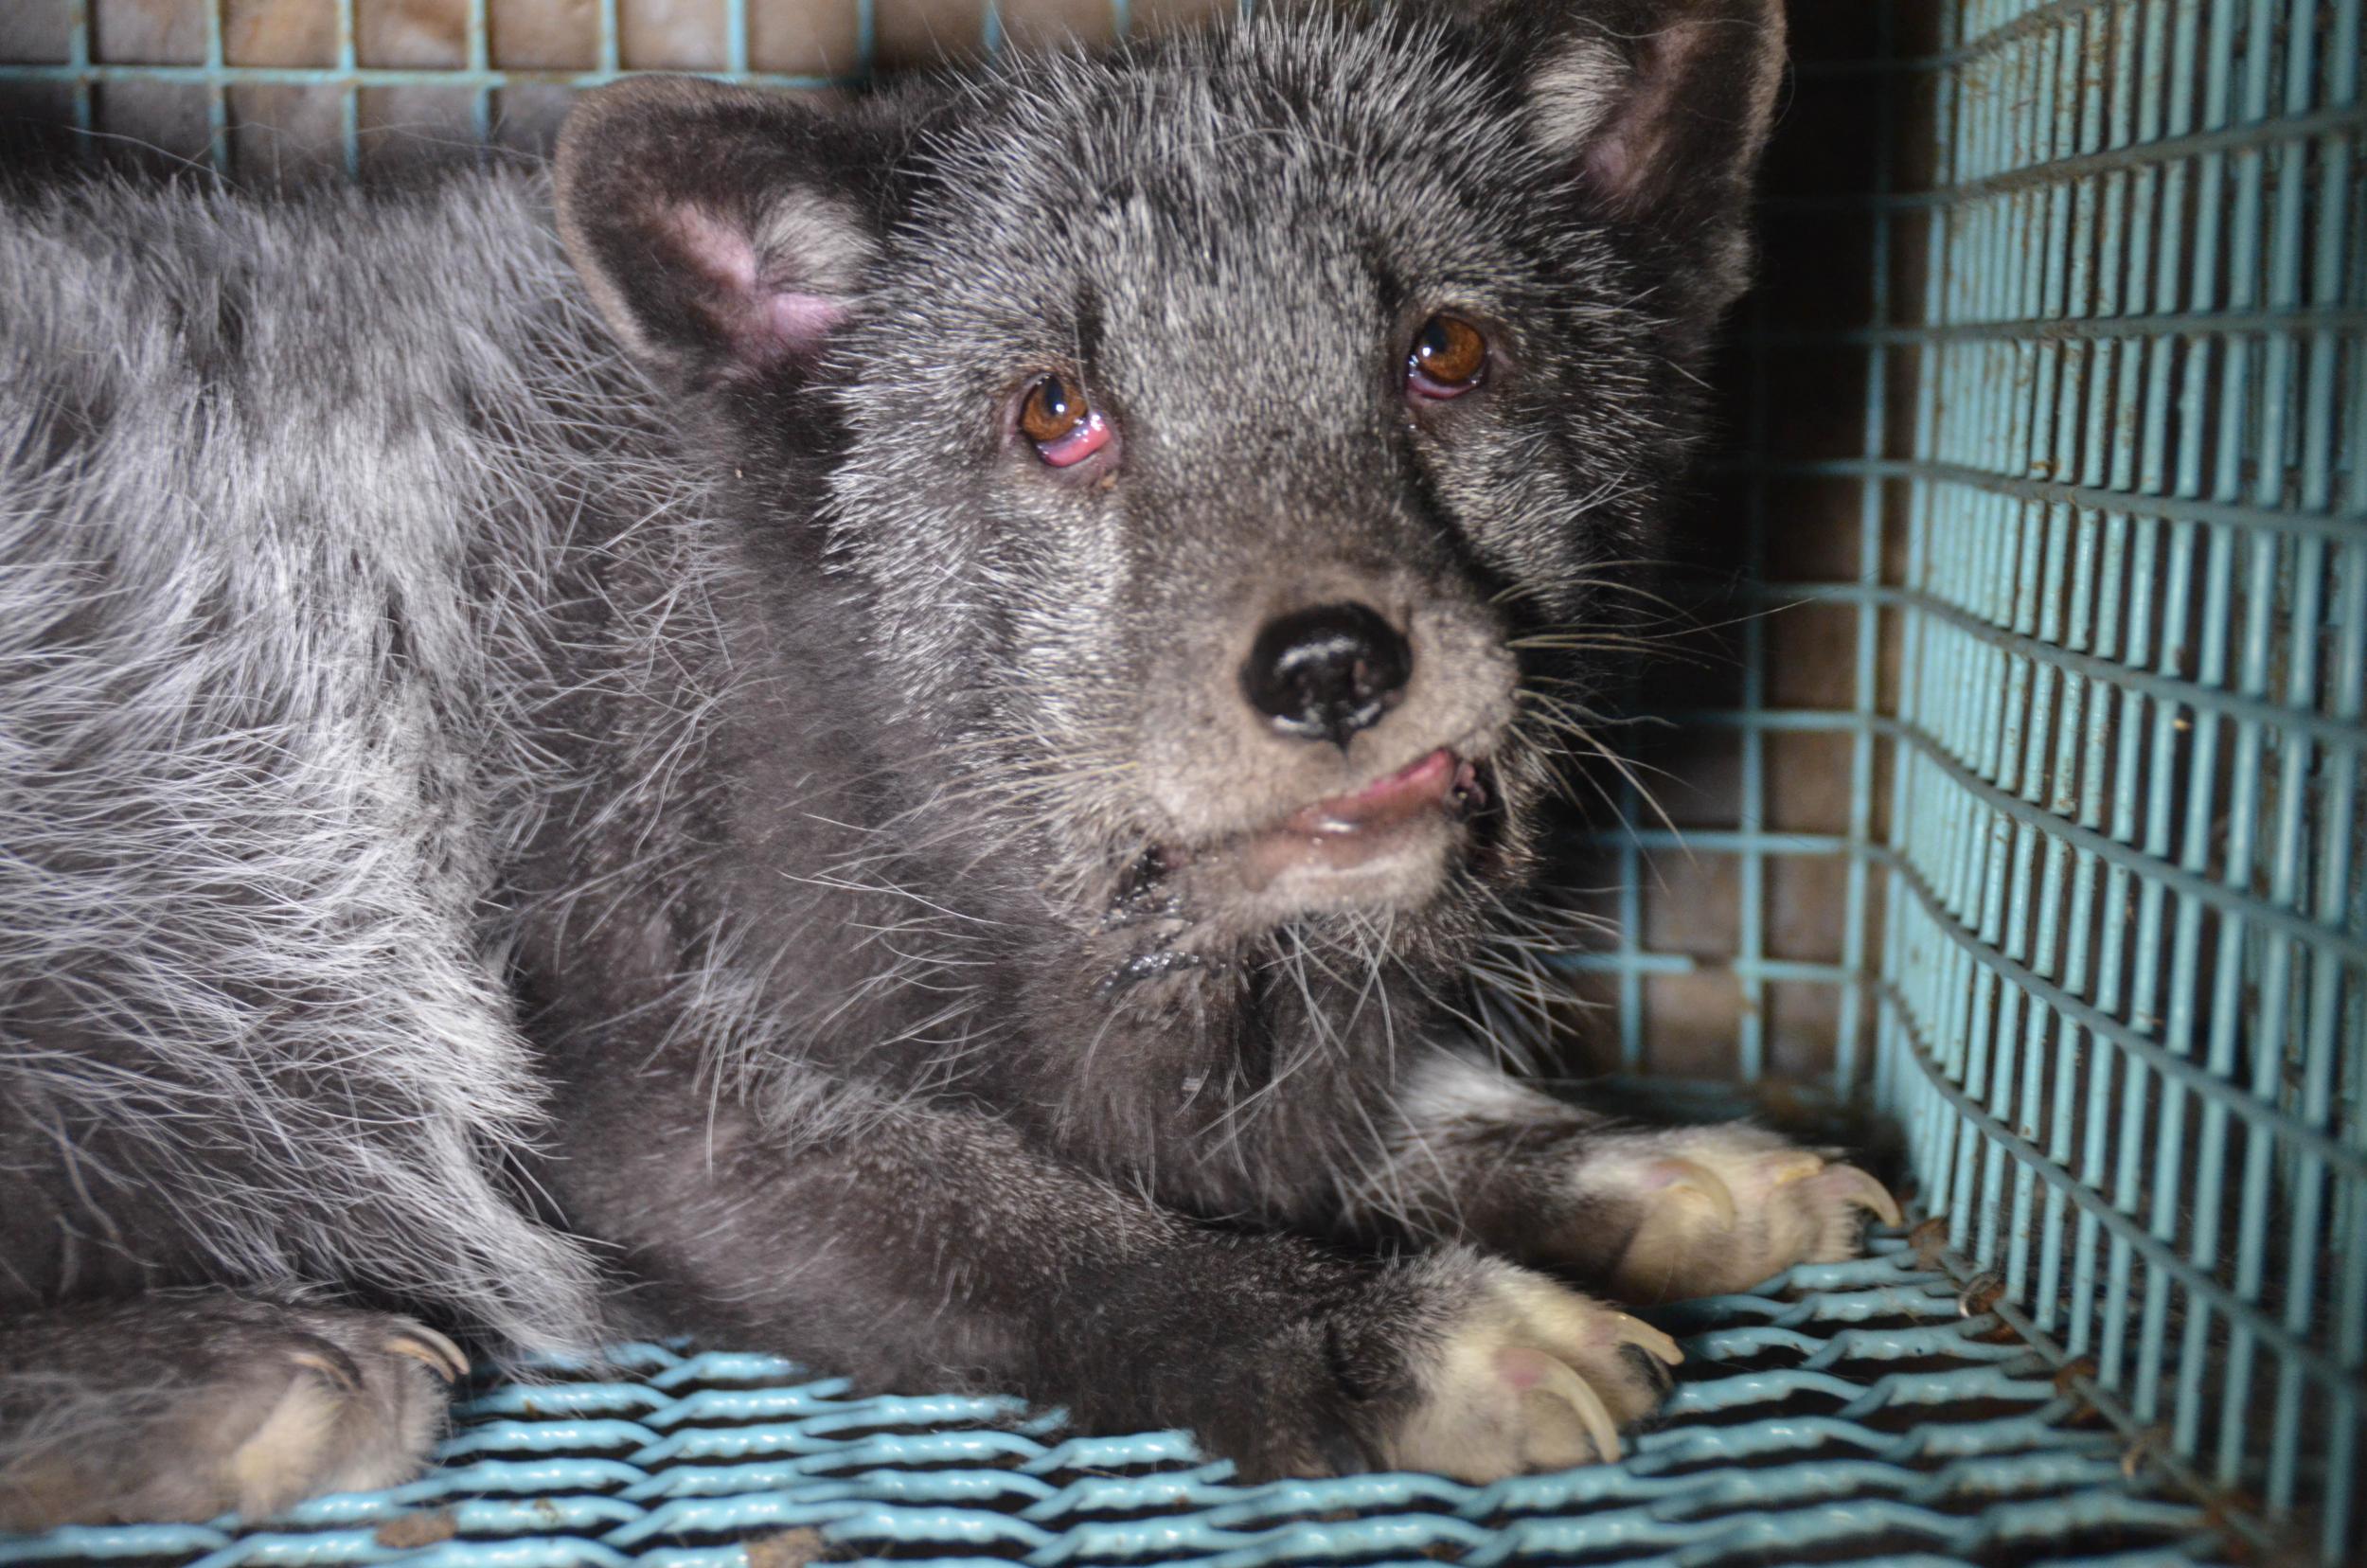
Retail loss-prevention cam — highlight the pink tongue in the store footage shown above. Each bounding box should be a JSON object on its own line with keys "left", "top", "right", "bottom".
{"left": 1286, "top": 749, "right": 1457, "bottom": 835}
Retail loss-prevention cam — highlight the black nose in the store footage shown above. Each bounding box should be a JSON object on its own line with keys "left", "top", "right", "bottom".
{"left": 1241, "top": 602, "right": 1412, "bottom": 747}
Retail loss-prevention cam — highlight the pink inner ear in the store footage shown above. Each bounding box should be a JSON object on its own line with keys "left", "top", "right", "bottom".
{"left": 670, "top": 204, "right": 762, "bottom": 294}
{"left": 1584, "top": 137, "right": 1635, "bottom": 201}
{"left": 765, "top": 292, "right": 845, "bottom": 348}
{"left": 667, "top": 204, "right": 844, "bottom": 365}
{"left": 1583, "top": 18, "right": 1716, "bottom": 211}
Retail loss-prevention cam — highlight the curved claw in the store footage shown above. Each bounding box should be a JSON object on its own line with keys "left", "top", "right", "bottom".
{"left": 1648, "top": 1157, "right": 1737, "bottom": 1230}
{"left": 1611, "top": 1312, "right": 1684, "bottom": 1367}
{"left": 384, "top": 1325, "right": 471, "bottom": 1384}
{"left": 1816, "top": 1165, "right": 1904, "bottom": 1228}
{"left": 1765, "top": 1151, "right": 1828, "bottom": 1186}
{"left": 1525, "top": 1351, "right": 1623, "bottom": 1464}
{"left": 287, "top": 1346, "right": 364, "bottom": 1397}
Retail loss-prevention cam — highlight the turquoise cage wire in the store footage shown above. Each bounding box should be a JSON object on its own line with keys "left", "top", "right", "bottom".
{"left": 0, "top": 0, "right": 2359, "bottom": 1564}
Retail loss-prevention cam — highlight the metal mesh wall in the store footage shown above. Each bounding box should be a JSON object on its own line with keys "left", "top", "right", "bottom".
{"left": 0, "top": 2, "right": 2359, "bottom": 1564}
{"left": 1858, "top": 4, "right": 2365, "bottom": 1559}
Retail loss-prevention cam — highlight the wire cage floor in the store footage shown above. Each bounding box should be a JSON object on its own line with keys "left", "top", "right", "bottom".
{"left": 0, "top": 0, "right": 2359, "bottom": 1565}
{"left": 0, "top": 1238, "right": 2245, "bottom": 1568}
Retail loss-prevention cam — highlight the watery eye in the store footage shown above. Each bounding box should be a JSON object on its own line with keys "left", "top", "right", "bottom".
{"left": 1021, "top": 374, "right": 1085, "bottom": 443}
{"left": 1019, "top": 373, "right": 1112, "bottom": 468}
{"left": 1407, "top": 314, "right": 1486, "bottom": 399}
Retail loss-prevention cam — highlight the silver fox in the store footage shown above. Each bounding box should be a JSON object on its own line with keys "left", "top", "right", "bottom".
{"left": 0, "top": 0, "right": 1899, "bottom": 1529}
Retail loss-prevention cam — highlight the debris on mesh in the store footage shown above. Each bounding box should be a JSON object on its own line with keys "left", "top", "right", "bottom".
{"left": 0, "top": 1239, "right": 2235, "bottom": 1567}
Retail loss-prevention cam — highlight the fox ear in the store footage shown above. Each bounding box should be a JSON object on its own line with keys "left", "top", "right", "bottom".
{"left": 1505, "top": 0, "right": 1787, "bottom": 324}
{"left": 554, "top": 77, "right": 896, "bottom": 391}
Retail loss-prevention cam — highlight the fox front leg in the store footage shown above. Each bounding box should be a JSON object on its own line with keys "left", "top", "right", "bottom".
{"left": 1358, "top": 1053, "right": 1902, "bottom": 1304}
{"left": 545, "top": 1071, "right": 1680, "bottom": 1482}
{"left": 0, "top": 1292, "right": 468, "bottom": 1530}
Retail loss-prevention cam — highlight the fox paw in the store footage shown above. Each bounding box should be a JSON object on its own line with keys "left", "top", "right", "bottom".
{"left": 1569, "top": 1125, "right": 1900, "bottom": 1304}
{"left": 1383, "top": 1261, "right": 1681, "bottom": 1481}
{"left": 0, "top": 1294, "right": 468, "bottom": 1529}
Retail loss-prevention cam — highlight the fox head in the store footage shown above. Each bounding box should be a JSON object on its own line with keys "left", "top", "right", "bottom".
{"left": 555, "top": 0, "right": 1782, "bottom": 1041}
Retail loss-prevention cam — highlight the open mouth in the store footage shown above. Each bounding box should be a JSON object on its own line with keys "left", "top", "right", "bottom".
{"left": 1115, "top": 749, "right": 1495, "bottom": 924}
{"left": 1221, "top": 747, "right": 1492, "bottom": 893}
{"left": 1280, "top": 747, "right": 1487, "bottom": 837}
{"left": 1102, "top": 749, "right": 1498, "bottom": 977}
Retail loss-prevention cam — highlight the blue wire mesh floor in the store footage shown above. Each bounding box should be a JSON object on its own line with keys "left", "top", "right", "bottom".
{"left": 0, "top": 1238, "right": 2240, "bottom": 1568}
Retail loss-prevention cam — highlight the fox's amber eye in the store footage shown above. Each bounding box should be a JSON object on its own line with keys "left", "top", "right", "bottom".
{"left": 1020, "top": 374, "right": 1089, "bottom": 444}
{"left": 1408, "top": 314, "right": 1486, "bottom": 398}
{"left": 1016, "top": 371, "right": 1113, "bottom": 468}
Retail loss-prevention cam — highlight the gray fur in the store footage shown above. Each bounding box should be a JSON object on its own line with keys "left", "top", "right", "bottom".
{"left": 0, "top": 0, "right": 1882, "bottom": 1528}
{"left": 0, "top": 172, "right": 621, "bottom": 1348}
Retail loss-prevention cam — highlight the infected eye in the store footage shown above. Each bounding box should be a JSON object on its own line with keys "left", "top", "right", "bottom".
{"left": 1407, "top": 314, "right": 1486, "bottom": 400}
{"left": 1019, "top": 373, "right": 1112, "bottom": 467}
